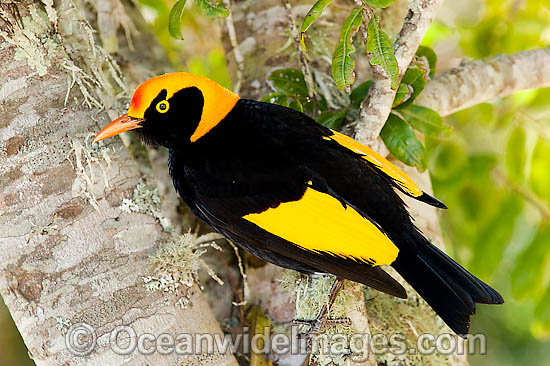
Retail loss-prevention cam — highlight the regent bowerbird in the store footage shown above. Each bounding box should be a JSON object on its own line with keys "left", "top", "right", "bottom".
{"left": 93, "top": 72, "right": 503, "bottom": 337}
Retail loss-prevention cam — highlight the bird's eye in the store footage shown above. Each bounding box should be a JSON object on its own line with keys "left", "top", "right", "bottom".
{"left": 156, "top": 100, "right": 169, "bottom": 113}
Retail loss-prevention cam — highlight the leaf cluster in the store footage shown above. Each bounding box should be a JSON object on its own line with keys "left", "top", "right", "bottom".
{"left": 168, "top": 0, "right": 229, "bottom": 40}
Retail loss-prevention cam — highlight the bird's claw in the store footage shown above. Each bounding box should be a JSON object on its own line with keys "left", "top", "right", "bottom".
{"left": 293, "top": 304, "right": 352, "bottom": 339}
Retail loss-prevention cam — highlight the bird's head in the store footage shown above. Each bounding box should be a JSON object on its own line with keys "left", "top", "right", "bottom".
{"left": 93, "top": 72, "right": 239, "bottom": 147}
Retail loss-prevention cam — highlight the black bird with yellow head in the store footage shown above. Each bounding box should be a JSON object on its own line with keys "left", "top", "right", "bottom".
{"left": 94, "top": 72, "right": 503, "bottom": 337}
{"left": 94, "top": 73, "right": 239, "bottom": 146}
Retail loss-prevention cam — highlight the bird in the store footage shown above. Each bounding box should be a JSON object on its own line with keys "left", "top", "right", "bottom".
{"left": 93, "top": 72, "right": 503, "bottom": 337}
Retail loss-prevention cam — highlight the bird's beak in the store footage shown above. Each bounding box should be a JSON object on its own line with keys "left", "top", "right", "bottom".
{"left": 92, "top": 114, "right": 144, "bottom": 144}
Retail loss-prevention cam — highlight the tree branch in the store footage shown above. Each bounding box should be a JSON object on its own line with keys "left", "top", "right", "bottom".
{"left": 417, "top": 47, "right": 550, "bottom": 116}
{"left": 354, "top": 0, "right": 444, "bottom": 149}
{"left": 281, "top": 0, "right": 316, "bottom": 100}
{"left": 222, "top": 0, "right": 244, "bottom": 94}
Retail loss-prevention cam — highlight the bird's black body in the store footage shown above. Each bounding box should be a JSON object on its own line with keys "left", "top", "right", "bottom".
{"left": 165, "top": 99, "right": 502, "bottom": 335}
{"left": 95, "top": 74, "right": 503, "bottom": 336}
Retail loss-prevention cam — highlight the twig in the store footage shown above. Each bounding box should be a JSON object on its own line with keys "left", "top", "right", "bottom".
{"left": 354, "top": 48, "right": 550, "bottom": 156}
{"left": 222, "top": 0, "right": 244, "bottom": 94}
{"left": 282, "top": 0, "right": 317, "bottom": 98}
{"left": 227, "top": 240, "right": 248, "bottom": 306}
{"left": 353, "top": 0, "right": 445, "bottom": 149}
{"left": 281, "top": 0, "right": 316, "bottom": 104}
{"left": 216, "top": 250, "right": 245, "bottom": 324}
{"left": 417, "top": 48, "right": 550, "bottom": 117}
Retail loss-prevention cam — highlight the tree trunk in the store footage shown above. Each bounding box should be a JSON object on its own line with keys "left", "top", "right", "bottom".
{"left": 0, "top": 1, "right": 237, "bottom": 365}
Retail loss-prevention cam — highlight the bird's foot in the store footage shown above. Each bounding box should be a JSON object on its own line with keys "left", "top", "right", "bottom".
{"left": 293, "top": 303, "right": 351, "bottom": 339}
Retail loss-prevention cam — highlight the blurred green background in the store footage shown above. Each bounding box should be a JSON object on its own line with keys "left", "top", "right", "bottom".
{"left": 1, "top": 0, "right": 548, "bottom": 365}
{"left": 424, "top": 1, "right": 550, "bottom": 365}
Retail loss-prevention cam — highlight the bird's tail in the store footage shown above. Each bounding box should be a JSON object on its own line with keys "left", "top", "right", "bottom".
{"left": 391, "top": 230, "right": 504, "bottom": 336}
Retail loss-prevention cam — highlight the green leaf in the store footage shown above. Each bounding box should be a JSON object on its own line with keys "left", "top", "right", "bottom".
{"left": 268, "top": 69, "right": 308, "bottom": 98}
{"left": 139, "top": 0, "right": 170, "bottom": 12}
{"left": 428, "top": 141, "right": 467, "bottom": 181}
{"left": 194, "top": 0, "right": 229, "bottom": 18}
{"left": 366, "top": 15, "right": 399, "bottom": 89}
{"left": 392, "top": 83, "right": 412, "bottom": 108}
{"left": 168, "top": 0, "right": 188, "bottom": 40}
{"left": 505, "top": 126, "right": 527, "bottom": 182}
{"left": 300, "top": 0, "right": 332, "bottom": 50}
{"left": 331, "top": 7, "right": 363, "bottom": 91}
{"left": 416, "top": 45, "right": 437, "bottom": 77}
{"left": 261, "top": 92, "right": 289, "bottom": 107}
{"left": 469, "top": 195, "right": 523, "bottom": 279}
{"left": 317, "top": 110, "right": 348, "bottom": 130}
{"left": 363, "top": 0, "right": 396, "bottom": 8}
{"left": 301, "top": 0, "right": 332, "bottom": 33}
{"left": 394, "top": 66, "right": 428, "bottom": 109}
{"left": 399, "top": 105, "right": 451, "bottom": 137}
{"left": 529, "top": 137, "right": 550, "bottom": 201}
{"left": 511, "top": 225, "right": 550, "bottom": 300}
{"left": 289, "top": 99, "right": 304, "bottom": 113}
{"left": 350, "top": 80, "right": 372, "bottom": 109}
{"left": 468, "top": 153, "right": 498, "bottom": 185}
{"left": 534, "top": 286, "right": 550, "bottom": 337}
{"left": 380, "top": 113, "right": 426, "bottom": 169}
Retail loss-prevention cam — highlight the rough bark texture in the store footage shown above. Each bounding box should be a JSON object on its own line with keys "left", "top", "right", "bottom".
{"left": 417, "top": 47, "right": 550, "bottom": 117}
{"left": 0, "top": 1, "right": 237, "bottom": 365}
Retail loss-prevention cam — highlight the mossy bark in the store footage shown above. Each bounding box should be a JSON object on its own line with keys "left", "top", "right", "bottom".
{"left": 0, "top": 1, "right": 237, "bottom": 365}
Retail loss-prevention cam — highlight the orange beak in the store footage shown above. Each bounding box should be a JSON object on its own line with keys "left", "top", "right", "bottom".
{"left": 92, "top": 114, "right": 144, "bottom": 144}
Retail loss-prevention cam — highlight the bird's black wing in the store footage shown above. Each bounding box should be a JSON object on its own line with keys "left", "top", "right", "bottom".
{"left": 210, "top": 100, "right": 440, "bottom": 234}
{"left": 225, "top": 100, "right": 446, "bottom": 209}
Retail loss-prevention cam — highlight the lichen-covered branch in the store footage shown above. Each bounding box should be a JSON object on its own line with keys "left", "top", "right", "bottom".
{"left": 417, "top": 47, "right": 550, "bottom": 116}
{"left": 221, "top": 0, "right": 244, "bottom": 94}
{"left": 354, "top": 0, "right": 444, "bottom": 149}
{"left": 281, "top": 0, "right": 316, "bottom": 99}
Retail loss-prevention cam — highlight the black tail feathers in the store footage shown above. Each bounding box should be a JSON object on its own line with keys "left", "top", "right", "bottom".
{"left": 416, "top": 192, "right": 448, "bottom": 209}
{"left": 391, "top": 230, "right": 503, "bottom": 336}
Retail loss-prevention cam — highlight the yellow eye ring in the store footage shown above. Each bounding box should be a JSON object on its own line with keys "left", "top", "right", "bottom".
{"left": 156, "top": 100, "right": 169, "bottom": 113}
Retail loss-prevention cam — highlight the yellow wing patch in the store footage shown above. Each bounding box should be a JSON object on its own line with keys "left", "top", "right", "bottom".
{"left": 329, "top": 130, "right": 423, "bottom": 197}
{"left": 243, "top": 187, "right": 399, "bottom": 265}
{"left": 128, "top": 72, "right": 239, "bottom": 142}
